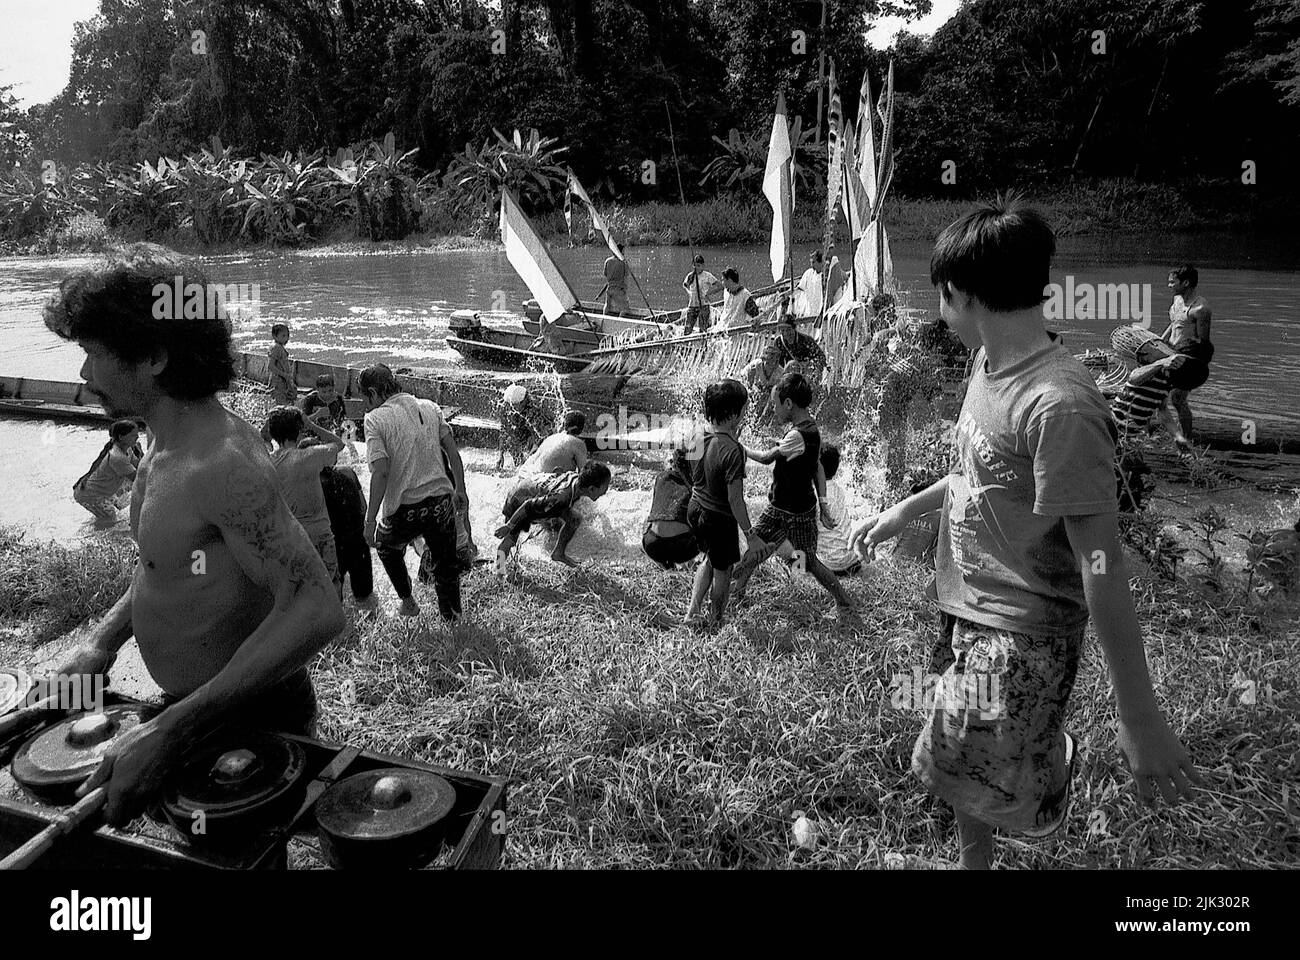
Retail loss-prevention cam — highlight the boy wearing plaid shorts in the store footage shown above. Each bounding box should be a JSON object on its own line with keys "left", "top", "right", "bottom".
{"left": 730, "top": 372, "right": 856, "bottom": 621}
{"left": 850, "top": 195, "right": 1198, "bottom": 868}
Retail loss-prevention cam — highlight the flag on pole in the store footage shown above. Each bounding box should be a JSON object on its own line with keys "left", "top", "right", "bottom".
{"left": 763, "top": 92, "right": 793, "bottom": 285}
{"left": 567, "top": 169, "right": 622, "bottom": 260}
{"left": 840, "top": 117, "right": 872, "bottom": 242}
{"left": 499, "top": 187, "right": 581, "bottom": 323}
{"left": 872, "top": 62, "right": 896, "bottom": 222}
{"left": 856, "top": 68, "right": 878, "bottom": 211}
{"left": 825, "top": 61, "right": 844, "bottom": 226}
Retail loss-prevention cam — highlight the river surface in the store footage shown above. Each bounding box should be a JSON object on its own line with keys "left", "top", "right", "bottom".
{"left": 3, "top": 235, "right": 1296, "bottom": 427}
{"left": 1, "top": 235, "right": 1297, "bottom": 540}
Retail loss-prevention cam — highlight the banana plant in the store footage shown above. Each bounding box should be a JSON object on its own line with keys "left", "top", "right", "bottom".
{"left": 444, "top": 127, "right": 568, "bottom": 218}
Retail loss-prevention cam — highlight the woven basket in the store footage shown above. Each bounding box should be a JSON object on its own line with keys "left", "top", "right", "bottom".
{"left": 1108, "top": 324, "right": 1163, "bottom": 364}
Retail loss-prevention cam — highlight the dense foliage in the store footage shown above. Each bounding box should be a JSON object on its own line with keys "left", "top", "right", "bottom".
{"left": 1, "top": 0, "right": 1297, "bottom": 243}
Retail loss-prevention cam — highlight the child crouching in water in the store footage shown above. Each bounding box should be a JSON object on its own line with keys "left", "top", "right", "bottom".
{"left": 494, "top": 460, "right": 612, "bottom": 572}
{"left": 683, "top": 379, "right": 760, "bottom": 630}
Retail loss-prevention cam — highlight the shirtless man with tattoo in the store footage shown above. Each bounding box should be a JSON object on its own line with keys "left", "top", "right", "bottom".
{"left": 40, "top": 250, "right": 345, "bottom": 826}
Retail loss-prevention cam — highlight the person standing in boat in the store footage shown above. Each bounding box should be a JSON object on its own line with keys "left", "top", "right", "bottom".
{"left": 1161, "top": 265, "right": 1213, "bottom": 448}
{"left": 603, "top": 242, "right": 630, "bottom": 316}
{"left": 681, "top": 255, "right": 721, "bottom": 333}
{"left": 719, "top": 268, "right": 760, "bottom": 328}
{"left": 72, "top": 419, "right": 141, "bottom": 524}
{"left": 794, "top": 250, "right": 825, "bottom": 320}
{"left": 268, "top": 322, "right": 295, "bottom": 405}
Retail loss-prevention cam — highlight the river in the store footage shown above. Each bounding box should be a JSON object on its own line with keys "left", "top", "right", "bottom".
{"left": 1, "top": 235, "right": 1296, "bottom": 540}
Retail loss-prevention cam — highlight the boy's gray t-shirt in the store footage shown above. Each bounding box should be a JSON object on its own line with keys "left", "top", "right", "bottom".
{"left": 935, "top": 339, "right": 1118, "bottom": 636}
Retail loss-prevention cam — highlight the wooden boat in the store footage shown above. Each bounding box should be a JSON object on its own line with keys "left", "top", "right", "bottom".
{"left": 0, "top": 376, "right": 108, "bottom": 424}
{"left": 444, "top": 328, "right": 591, "bottom": 373}
{"left": 518, "top": 281, "right": 788, "bottom": 350}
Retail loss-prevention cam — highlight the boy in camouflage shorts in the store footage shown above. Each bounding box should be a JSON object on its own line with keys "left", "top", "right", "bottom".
{"left": 851, "top": 196, "right": 1199, "bottom": 868}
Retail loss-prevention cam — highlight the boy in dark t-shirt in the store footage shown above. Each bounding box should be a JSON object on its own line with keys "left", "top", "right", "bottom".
{"left": 321, "top": 464, "right": 374, "bottom": 608}
{"left": 684, "top": 379, "right": 760, "bottom": 630}
{"left": 729, "top": 372, "right": 855, "bottom": 620}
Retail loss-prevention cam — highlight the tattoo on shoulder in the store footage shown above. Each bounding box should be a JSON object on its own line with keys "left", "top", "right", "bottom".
{"left": 217, "top": 460, "right": 327, "bottom": 602}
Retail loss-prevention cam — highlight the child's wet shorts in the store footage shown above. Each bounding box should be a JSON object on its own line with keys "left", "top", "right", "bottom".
{"left": 642, "top": 526, "right": 700, "bottom": 569}
{"left": 911, "top": 613, "right": 1082, "bottom": 833}
{"left": 752, "top": 503, "right": 819, "bottom": 555}
{"left": 686, "top": 501, "right": 740, "bottom": 571}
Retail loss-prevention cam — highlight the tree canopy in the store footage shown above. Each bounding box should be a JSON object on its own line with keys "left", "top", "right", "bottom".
{"left": 8, "top": 0, "right": 1299, "bottom": 200}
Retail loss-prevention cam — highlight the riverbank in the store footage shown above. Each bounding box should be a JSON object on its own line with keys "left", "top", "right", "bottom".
{"left": 5, "top": 178, "right": 1293, "bottom": 258}
{"left": 1, "top": 459, "right": 1296, "bottom": 869}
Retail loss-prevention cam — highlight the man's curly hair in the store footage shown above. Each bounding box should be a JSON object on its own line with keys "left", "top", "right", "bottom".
{"left": 43, "top": 243, "right": 236, "bottom": 400}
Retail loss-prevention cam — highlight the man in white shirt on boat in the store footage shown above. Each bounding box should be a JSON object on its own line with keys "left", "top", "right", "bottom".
{"left": 793, "top": 250, "right": 825, "bottom": 320}
{"left": 681, "top": 255, "right": 721, "bottom": 333}
{"left": 719, "top": 267, "right": 760, "bottom": 328}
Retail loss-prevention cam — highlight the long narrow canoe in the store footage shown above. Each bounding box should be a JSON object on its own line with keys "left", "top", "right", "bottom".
{"left": 444, "top": 329, "right": 591, "bottom": 373}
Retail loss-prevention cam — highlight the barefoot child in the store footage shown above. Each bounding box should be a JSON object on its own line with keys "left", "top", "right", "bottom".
{"left": 494, "top": 460, "right": 612, "bottom": 571}
{"left": 683, "top": 379, "right": 761, "bottom": 629}
{"left": 729, "top": 373, "right": 855, "bottom": 620}
{"left": 265, "top": 406, "right": 344, "bottom": 593}
{"left": 268, "top": 323, "right": 295, "bottom": 405}
{"left": 850, "top": 195, "right": 1199, "bottom": 868}
{"left": 72, "top": 419, "right": 140, "bottom": 524}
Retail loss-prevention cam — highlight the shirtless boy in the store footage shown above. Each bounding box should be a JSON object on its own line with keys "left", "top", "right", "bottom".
{"left": 42, "top": 252, "right": 344, "bottom": 825}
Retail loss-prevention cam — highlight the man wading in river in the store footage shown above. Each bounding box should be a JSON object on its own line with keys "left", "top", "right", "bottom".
{"left": 42, "top": 250, "right": 345, "bottom": 825}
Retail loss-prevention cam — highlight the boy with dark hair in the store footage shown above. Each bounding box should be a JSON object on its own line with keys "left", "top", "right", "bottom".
{"left": 268, "top": 323, "right": 294, "bottom": 405}
{"left": 264, "top": 406, "right": 345, "bottom": 593}
{"left": 850, "top": 194, "right": 1198, "bottom": 869}
{"left": 321, "top": 465, "right": 375, "bottom": 611}
{"left": 643, "top": 447, "right": 699, "bottom": 570}
{"left": 729, "top": 373, "right": 855, "bottom": 620}
{"left": 522, "top": 409, "right": 588, "bottom": 475}
{"left": 300, "top": 373, "right": 346, "bottom": 430}
{"left": 684, "top": 379, "right": 760, "bottom": 629}
{"left": 494, "top": 460, "right": 613, "bottom": 571}
{"left": 811, "top": 442, "right": 861, "bottom": 576}
{"left": 1161, "top": 264, "right": 1213, "bottom": 447}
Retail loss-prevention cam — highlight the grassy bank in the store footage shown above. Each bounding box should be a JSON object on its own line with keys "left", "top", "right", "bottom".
{"left": 1, "top": 471, "right": 1296, "bottom": 869}
{"left": 3, "top": 178, "right": 1288, "bottom": 258}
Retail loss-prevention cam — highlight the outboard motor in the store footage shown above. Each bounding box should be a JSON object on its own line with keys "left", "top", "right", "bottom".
{"left": 523, "top": 299, "right": 544, "bottom": 324}
{"left": 449, "top": 309, "right": 483, "bottom": 341}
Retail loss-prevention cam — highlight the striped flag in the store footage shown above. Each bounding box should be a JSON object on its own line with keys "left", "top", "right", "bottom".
{"left": 840, "top": 117, "right": 872, "bottom": 241}
{"left": 825, "top": 60, "right": 844, "bottom": 226}
{"left": 567, "top": 168, "right": 622, "bottom": 260}
{"left": 857, "top": 67, "right": 878, "bottom": 211}
{"left": 872, "top": 62, "right": 896, "bottom": 223}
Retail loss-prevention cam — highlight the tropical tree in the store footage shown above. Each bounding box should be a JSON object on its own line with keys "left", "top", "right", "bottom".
{"left": 444, "top": 127, "right": 568, "bottom": 218}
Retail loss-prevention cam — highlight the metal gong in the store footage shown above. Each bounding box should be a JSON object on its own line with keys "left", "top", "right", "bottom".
{"left": 315, "top": 767, "right": 456, "bottom": 869}
{"left": 161, "top": 732, "right": 307, "bottom": 846}
{"left": 11, "top": 704, "right": 151, "bottom": 798}
{"left": 0, "top": 667, "right": 33, "bottom": 717}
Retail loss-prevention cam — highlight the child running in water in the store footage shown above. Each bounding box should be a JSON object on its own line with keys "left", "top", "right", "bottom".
{"left": 729, "top": 372, "right": 856, "bottom": 621}
{"left": 72, "top": 419, "right": 140, "bottom": 523}
{"left": 494, "top": 460, "right": 612, "bottom": 572}
{"left": 850, "top": 195, "right": 1198, "bottom": 868}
